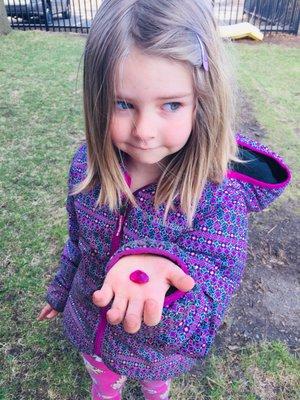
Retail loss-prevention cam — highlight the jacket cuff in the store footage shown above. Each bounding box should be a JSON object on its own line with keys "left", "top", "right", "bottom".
{"left": 45, "top": 283, "right": 70, "bottom": 312}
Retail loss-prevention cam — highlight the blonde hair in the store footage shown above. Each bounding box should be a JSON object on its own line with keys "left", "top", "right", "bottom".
{"left": 72, "top": 0, "right": 241, "bottom": 228}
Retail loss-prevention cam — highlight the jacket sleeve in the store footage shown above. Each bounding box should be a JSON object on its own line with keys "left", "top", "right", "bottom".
{"left": 105, "top": 182, "right": 248, "bottom": 358}
{"left": 45, "top": 146, "right": 84, "bottom": 312}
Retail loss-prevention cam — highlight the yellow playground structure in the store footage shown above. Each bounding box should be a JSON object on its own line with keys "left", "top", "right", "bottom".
{"left": 219, "top": 22, "right": 264, "bottom": 41}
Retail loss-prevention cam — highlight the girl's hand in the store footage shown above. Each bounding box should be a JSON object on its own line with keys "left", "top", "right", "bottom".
{"left": 92, "top": 254, "right": 195, "bottom": 334}
{"left": 37, "top": 304, "right": 59, "bottom": 321}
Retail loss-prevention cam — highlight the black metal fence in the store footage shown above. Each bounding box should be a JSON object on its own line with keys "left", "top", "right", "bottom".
{"left": 4, "top": 0, "right": 300, "bottom": 35}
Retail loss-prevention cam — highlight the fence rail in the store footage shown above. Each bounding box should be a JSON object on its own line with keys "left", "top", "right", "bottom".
{"left": 4, "top": 0, "right": 300, "bottom": 35}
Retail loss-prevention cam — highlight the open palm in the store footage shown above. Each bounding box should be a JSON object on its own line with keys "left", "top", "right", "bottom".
{"left": 92, "top": 254, "right": 195, "bottom": 334}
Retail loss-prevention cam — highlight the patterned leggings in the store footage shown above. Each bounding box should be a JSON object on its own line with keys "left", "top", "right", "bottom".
{"left": 81, "top": 353, "right": 172, "bottom": 400}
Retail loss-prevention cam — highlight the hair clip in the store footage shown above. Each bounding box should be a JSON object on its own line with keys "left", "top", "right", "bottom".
{"left": 196, "top": 34, "right": 209, "bottom": 71}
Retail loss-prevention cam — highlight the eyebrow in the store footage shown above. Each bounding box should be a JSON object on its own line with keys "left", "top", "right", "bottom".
{"left": 115, "top": 93, "right": 193, "bottom": 101}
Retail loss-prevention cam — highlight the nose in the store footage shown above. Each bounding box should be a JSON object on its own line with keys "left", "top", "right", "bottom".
{"left": 132, "top": 110, "right": 155, "bottom": 145}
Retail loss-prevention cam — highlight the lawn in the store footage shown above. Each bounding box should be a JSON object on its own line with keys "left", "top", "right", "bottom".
{"left": 0, "top": 30, "right": 299, "bottom": 399}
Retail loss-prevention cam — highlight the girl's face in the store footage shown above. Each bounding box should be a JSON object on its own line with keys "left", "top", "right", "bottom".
{"left": 110, "top": 46, "right": 195, "bottom": 176}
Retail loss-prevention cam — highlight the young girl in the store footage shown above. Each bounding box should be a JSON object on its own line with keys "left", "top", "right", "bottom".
{"left": 37, "top": 0, "right": 291, "bottom": 399}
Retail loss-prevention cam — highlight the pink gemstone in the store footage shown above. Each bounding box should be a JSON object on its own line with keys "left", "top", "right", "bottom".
{"left": 129, "top": 269, "right": 149, "bottom": 284}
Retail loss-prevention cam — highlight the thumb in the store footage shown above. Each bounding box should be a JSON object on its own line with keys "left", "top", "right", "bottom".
{"left": 168, "top": 269, "right": 195, "bottom": 292}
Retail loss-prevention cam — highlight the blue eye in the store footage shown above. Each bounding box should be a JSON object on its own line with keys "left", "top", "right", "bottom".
{"left": 115, "top": 100, "right": 181, "bottom": 112}
{"left": 163, "top": 102, "right": 181, "bottom": 112}
{"left": 115, "top": 100, "right": 133, "bottom": 110}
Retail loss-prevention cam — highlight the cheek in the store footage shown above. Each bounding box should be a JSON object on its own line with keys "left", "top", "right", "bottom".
{"left": 110, "top": 116, "right": 129, "bottom": 143}
{"left": 163, "top": 112, "right": 193, "bottom": 147}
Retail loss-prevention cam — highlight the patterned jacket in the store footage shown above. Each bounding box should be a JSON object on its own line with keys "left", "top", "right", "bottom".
{"left": 45, "top": 134, "right": 291, "bottom": 380}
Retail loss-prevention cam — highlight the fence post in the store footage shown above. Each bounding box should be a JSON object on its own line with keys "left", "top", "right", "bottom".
{"left": 0, "top": 0, "right": 12, "bottom": 34}
{"left": 293, "top": 6, "right": 300, "bottom": 35}
{"left": 41, "top": 0, "right": 49, "bottom": 31}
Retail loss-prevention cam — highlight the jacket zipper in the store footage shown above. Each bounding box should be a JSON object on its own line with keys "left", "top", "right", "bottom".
{"left": 93, "top": 182, "right": 157, "bottom": 355}
{"left": 93, "top": 199, "right": 130, "bottom": 355}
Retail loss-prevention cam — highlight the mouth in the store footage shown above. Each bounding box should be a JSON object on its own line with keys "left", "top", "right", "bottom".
{"left": 130, "top": 144, "right": 155, "bottom": 150}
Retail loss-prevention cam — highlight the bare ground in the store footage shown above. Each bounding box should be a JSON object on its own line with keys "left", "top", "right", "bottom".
{"left": 235, "top": 32, "right": 300, "bottom": 48}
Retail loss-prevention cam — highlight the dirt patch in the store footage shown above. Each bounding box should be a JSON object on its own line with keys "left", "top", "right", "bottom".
{"left": 212, "top": 90, "right": 300, "bottom": 355}
{"left": 235, "top": 32, "right": 300, "bottom": 48}
{"left": 215, "top": 203, "right": 300, "bottom": 352}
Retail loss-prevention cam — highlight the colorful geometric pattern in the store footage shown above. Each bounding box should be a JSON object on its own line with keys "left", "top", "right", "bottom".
{"left": 45, "top": 134, "right": 291, "bottom": 380}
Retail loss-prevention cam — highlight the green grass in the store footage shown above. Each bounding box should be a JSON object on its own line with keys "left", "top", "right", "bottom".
{"left": 1, "top": 30, "right": 299, "bottom": 399}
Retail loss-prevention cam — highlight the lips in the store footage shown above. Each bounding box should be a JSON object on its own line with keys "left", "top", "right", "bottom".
{"left": 130, "top": 144, "right": 154, "bottom": 150}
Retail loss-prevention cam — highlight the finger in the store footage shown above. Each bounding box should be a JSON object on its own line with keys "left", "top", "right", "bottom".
{"left": 123, "top": 298, "right": 144, "bottom": 334}
{"left": 37, "top": 305, "right": 52, "bottom": 321}
{"left": 106, "top": 294, "right": 128, "bottom": 325}
{"left": 143, "top": 298, "right": 163, "bottom": 327}
{"left": 92, "top": 283, "right": 114, "bottom": 307}
{"left": 46, "top": 309, "right": 59, "bottom": 319}
{"left": 168, "top": 271, "right": 195, "bottom": 292}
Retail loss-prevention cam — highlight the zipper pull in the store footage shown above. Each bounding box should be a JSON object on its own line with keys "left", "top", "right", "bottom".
{"left": 120, "top": 199, "right": 129, "bottom": 216}
{"left": 119, "top": 204, "right": 126, "bottom": 216}
{"left": 116, "top": 200, "right": 129, "bottom": 237}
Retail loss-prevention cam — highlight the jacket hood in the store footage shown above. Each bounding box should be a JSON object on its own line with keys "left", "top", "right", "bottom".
{"left": 226, "top": 134, "right": 291, "bottom": 212}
